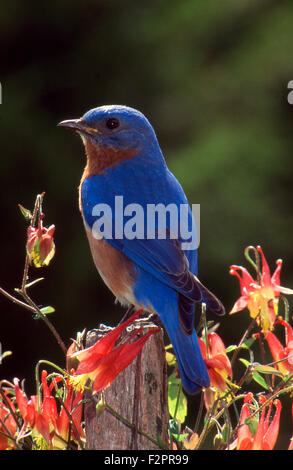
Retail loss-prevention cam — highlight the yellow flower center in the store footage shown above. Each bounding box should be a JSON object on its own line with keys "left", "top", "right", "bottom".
{"left": 248, "top": 287, "right": 278, "bottom": 331}
{"left": 69, "top": 374, "right": 90, "bottom": 393}
{"left": 33, "top": 432, "right": 50, "bottom": 450}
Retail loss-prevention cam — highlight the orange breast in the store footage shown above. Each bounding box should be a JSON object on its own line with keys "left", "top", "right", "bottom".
{"left": 86, "top": 229, "right": 137, "bottom": 305}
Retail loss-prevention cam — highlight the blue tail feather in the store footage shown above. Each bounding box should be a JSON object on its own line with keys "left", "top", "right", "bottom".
{"left": 160, "top": 306, "right": 210, "bottom": 395}
{"left": 134, "top": 269, "right": 210, "bottom": 395}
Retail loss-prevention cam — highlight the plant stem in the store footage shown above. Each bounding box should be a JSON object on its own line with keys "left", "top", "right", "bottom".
{"left": 230, "top": 318, "right": 256, "bottom": 369}
{"left": 1, "top": 193, "right": 66, "bottom": 356}
{"left": 195, "top": 394, "right": 247, "bottom": 450}
{"left": 20, "top": 289, "right": 67, "bottom": 355}
{"left": 194, "top": 392, "right": 204, "bottom": 434}
{"left": 0, "top": 287, "right": 35, "bottom": 313}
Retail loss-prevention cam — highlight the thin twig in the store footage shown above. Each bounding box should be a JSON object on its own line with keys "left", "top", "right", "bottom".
{"left": 0, "top": 287, "right": 36, "bottom": 313}
{"left": 21, "top": 290, "right": 67, "bottom": 355}
{"left": 194, "top": 392, "right": 204, "bottom": 434}
{"left": 230, "top": 318, "right": 256, "bottom": 369}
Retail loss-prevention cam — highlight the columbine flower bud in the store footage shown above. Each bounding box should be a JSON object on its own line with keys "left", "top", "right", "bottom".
{"left": 95, "top": 397, "right": 106, "bottom": 417}
{"left": 26, "top": 224, "right": 55, "bottom": 268}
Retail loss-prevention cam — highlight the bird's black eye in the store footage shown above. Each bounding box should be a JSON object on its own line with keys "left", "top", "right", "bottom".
{"left": 105, "top": 117, "right": 120, "bottom": 130}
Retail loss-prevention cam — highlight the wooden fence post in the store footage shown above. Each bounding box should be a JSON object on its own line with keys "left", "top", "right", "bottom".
{"left": 84, "top": 322, "right": 169, "bottom": 450}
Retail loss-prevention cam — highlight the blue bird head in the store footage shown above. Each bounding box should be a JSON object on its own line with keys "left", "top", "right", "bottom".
{"left": 58, "top": 105, "right": 160, "bottom": 154}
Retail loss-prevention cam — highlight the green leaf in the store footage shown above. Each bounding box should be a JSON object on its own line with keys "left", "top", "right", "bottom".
{"left": 40, "top": 306, "right": 55, "bottom": 315}
{"left": 226, "top": 338, "right": 256, "bottom": 354}
{"left": 221, "top": 423, "right": 229, "bottom": 443}
{"left": 253, "top": 364, "right": 283, "bottom": 377}
{"left": 242, "top": 337, "right": 256, "bottom": 349}
{"left": 239, "top": 358, "right": 251, "bottom": 369}
{"left": 244, "top": 416, "right": 259, "bottom": 436}
{"left": 175, "top": 433, "right": 189, "bottom": 442}
{"left": 168, "top": 373, "right": 187, "bottom": 424}
{"left": 226, "top": 345, "right": 237, "bottom": 353}
{"left": 18, "top": 204, "right": 32, "bottom": 220}
{"left": 0, "top": 350, "right": 12, "bottom": 363}
{"left": 252, "top": 371, "right": 269, "bottom": 390}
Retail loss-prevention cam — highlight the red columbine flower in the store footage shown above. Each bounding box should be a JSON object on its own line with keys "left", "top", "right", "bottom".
{"left": 229, "top": 246, "right": 293, "bottom": 331}
{"left": 69, "top": 310, "right": 159, "bottom": 393}
{"left": 264, "top": 317, "right": 293, "bottom": 376}
{"left": 198, "top": 332, "right": 233, "bottom": 409}
{"left": 0, "top": 393, "right": 17, "bottom": 450}
{"left": 14, "top": 371, "right": 84, "bottom": 450}
{"left": 14, "top": 370, "right": 57, "bottom": 448}
{"left": 26, "top": 220, "right": 55, "bottom": 268}
{"left": 235, "top": 394, "right": 281, "bottom": 450}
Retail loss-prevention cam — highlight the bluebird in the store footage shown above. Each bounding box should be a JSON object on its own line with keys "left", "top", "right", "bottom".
{"left": 58, "top": 105, "right": 225, "bottom": 394}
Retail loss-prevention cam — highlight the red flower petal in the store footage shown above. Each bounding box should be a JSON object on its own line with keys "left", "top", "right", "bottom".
{"left": 257, "top": 246, "right": 272, "bottom": 288}
{"left": 92, "top": 328, "right": 159, "bottom": 392}
{"left": 237, "top": 394, "right": 253, "bottom": 450}
{"left": 72, "top": 309, "right": 143, "bottom": 363}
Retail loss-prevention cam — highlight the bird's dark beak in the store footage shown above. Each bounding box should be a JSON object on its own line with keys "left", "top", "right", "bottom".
{"left": 57, "top": 119, "right": 102, "bottom": 137}
{"left": 57, "top": 119, "right": 84, "bottom": 131}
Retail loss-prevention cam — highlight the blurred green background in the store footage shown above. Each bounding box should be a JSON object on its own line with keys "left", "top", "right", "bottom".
{"left": 0, "top": 0, "right": 293, "bottom": 449}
